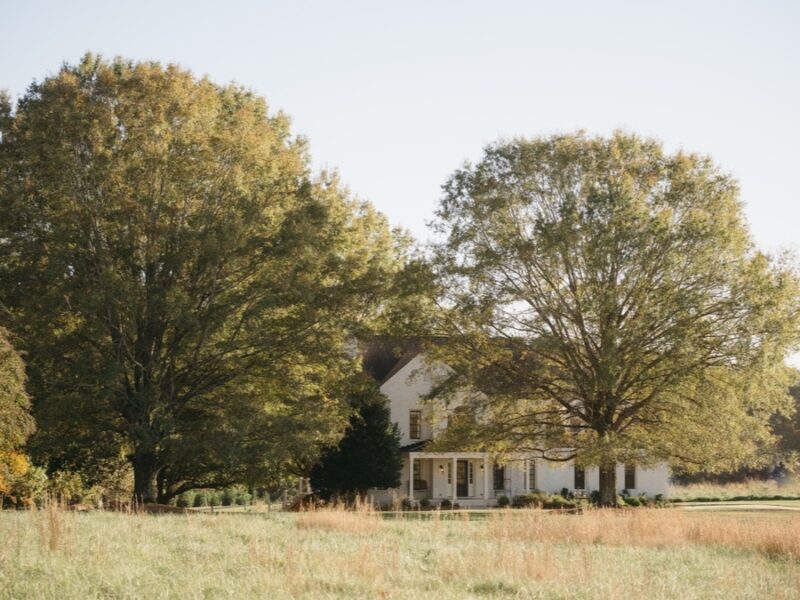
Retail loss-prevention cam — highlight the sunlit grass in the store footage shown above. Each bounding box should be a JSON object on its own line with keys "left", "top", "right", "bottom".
{"left": 670, "top": 477, "right": 800, "bottom": 501}
{"left": 1, "top": 506, "right": 799, "bottom": 599}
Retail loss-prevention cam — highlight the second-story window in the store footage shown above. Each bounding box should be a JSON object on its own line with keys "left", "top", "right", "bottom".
{"left": 409, "top": 409, "right": 422, "bottom": 439}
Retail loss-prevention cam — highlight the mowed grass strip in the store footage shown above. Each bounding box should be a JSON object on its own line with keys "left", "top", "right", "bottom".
{"left": 1, "top": 507, "right": 799, "bottom": 599}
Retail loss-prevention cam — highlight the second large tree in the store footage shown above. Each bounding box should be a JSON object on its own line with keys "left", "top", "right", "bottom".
{"left": 429, "top": 132, "right": 800, "bottom": 504}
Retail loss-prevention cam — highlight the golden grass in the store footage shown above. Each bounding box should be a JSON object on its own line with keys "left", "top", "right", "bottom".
{"left": 488, "top": 508, "right": 800, "bottom": 559}
{"left": 296, "top": 500, "right": 383, "bottom": 534}
{"left": 2, "top": 506, "right": 800, "bottom": 599}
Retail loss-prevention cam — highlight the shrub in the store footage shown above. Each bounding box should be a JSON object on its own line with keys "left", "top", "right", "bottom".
{"left": 420, "top": 498, "right": 431, "bottom": 509}
{"left": 439, "top": 499, "right": 452, "bottom": 510}
{"left": 400, "top": 498, "right": 413, "bottom": 511}
{"left": 497, "top": 495, "right": 510, "bottom": 508}
{"left": 590, "top": 490, "right": 600, "bottom": 505}
{"left": 176, "top": 492, "right": 194, "bottom": 508}
{"left": 208, "top": 492, "right": 222, "bottom": 507}
{"left": 511, "top": 492, "right": 548, "bottom": 508}
{"left": 221, "top": 488, "right": 235, "bottom": 506}
{"left": 543, "top": 494, "right": 578, "bottom": 510}
{"left": 14, "top": 465, "right": 48, "bottom": 508}
{"left": 236, "top": 492, "right": 252, "bottom": 506}
{"left": 511, "top": 494, "right": 529, "bottom": 508}
{"left": 193, "top": 492, "right": 207, "bottom": 507}
{"left": 453, "top": 502, "right": 461, "bottom": 510}
{"left": 623, "top": 495, "right": 642, "bottom": 507}
{"left": 50, "top": 470, "right": 87, "bottom": 505}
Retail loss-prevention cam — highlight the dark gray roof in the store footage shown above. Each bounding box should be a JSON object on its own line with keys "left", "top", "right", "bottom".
{"left": 360, "top": 338, "right": 421, "bottom": 384}
{"left": 399, "top": 441, "right": 429, "bottom": 453}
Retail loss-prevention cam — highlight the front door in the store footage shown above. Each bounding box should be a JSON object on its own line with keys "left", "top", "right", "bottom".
{"left": 456, "top": 460, "right": 469, "bottom": 497}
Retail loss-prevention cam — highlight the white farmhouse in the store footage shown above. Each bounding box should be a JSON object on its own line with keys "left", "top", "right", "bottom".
{"left": 364, "top": 344, "right": 669, "bottom": 507}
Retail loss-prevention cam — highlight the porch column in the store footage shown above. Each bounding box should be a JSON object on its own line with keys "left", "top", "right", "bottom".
{"left": 409, "top": 454, "right": 414, "bottom": 502}
{"left": 483, "top": 454, "right": 489, "bottom": 503}
{"left": 524, "top": 459, "right": 529, "bottom": 492}
{"left": 451, "top": 456, "right": 457, "bottom": 504}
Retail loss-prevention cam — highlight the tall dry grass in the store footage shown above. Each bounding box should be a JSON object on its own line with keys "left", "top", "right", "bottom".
{"left": 487, "top": 508, "right": 800, "bottom": 559}
{"left": 296, "top": 498, "right": 383, "bottom": 533}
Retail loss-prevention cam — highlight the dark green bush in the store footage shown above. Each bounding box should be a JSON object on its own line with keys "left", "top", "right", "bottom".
{"left": 542, "top": 494, "right": 577, "bottom": 510}
{"left": 193, "top": 492, "right": 207, "bottom": 507}
{"left": 623, "top": 495, "right": 642, "bottom": 507}
{"left": 511, "top": 494, "right": 530, "bottom": 508}
{"left": 439, "top": 499, "right": 452, "bottom": 510}
{"left": 497, "top": 495, "right": 510, "bottom": 508}
{"left": 236, "top": 492, "right": 252, "bottom": 506}
{"left": 221, "top": 488, "right": 235, "bottom": 506}
{"left": 511, "top": 492, "right": 548, "bottom": 508}
{"left": 420, "top": 498, "right": 431, "bottom": 509}
{"left": 176, "top": 491, "right": 194, "bottom": 508}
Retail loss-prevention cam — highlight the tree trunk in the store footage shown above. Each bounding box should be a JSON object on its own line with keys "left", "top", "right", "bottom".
{"left": 133, "top": 450, "right": 160, "bottom": 503}
{"left": 598, "top": 462, "right": 617, "bottom": 506}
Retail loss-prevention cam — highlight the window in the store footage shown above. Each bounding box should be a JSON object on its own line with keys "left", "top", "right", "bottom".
{"left": 528, "top": 460, "right": 537, "bottom": 491}
{"left": 624, "top": 464, "right": 636, "bottom": 490}
{"left": 574, "top": 466, "right": 585, "bottom": 489}
{"left": 493, "top": 465, "right": 505, "bottom": 491}
{"left": 409, "top": 410, "right": 422, "bottom": 439}
{"left": 447, "top": 461, "right": 452, "bottom": 484}
{"left": 468, "top": 462, "right": 474, "bottom": 484}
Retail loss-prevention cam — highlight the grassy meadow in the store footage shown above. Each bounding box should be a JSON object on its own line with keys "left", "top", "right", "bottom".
{"left": 2, "top": 506, "right": 800, "bottom": 599}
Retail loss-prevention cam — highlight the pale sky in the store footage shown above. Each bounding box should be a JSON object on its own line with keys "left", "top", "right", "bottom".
{"left": 1, "top": 1, "right": 799, "bottom": 263}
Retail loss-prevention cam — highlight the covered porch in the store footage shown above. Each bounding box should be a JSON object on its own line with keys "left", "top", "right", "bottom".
{"left": 405, "top": 451, "right": 534, "bottom": 507}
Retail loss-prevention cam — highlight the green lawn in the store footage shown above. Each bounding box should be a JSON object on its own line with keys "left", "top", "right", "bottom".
{"left": 1, "top": 508, "right": 799, "bottom": 599}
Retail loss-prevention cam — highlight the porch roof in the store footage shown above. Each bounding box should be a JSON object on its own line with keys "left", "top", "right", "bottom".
{"left": 399, "top": 441, "right": 429, "bottom": 453}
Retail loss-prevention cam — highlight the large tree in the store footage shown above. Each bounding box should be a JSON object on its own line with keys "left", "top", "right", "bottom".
{"left": 310, "top": 374, "right": 402, "bottom": 501}
{"left": 428, "top": 132, "right": 800, "bottom": 504}
{"left": 0, "top": 55, "right": 404, "bottom": 502}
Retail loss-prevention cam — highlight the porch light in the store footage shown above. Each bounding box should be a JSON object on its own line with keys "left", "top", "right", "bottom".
{"left": 438, "top": 464, "right": 444, "bottom": 474}
{"left": 479, "top": 464, "right": 484, "bottom": 470}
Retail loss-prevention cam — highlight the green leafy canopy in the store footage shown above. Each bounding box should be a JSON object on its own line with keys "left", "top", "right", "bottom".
{"left": 0, "top": 54, "right": 407, "bottom": 501}
{"left": 428, "top": 132, "right": 800, "bottom": 481}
